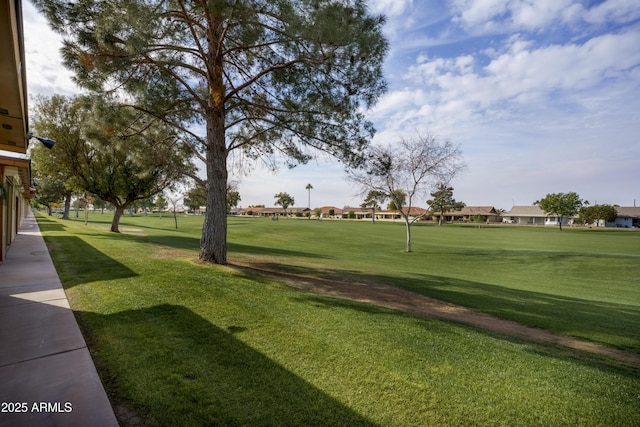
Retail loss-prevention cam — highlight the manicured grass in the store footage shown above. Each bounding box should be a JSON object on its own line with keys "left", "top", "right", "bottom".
{"left": 222, "top": 217, "right": 640, "bottom": 353}
{"left": 80, "top": 211, "right": 640, "bottom": 352}
{"left": 37, "top": 212, "right": 640, "bottom": 426}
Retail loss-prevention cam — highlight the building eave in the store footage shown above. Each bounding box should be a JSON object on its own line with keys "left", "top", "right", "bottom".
{"left": 0, "top": 0, "right": 29, "bottom": 154}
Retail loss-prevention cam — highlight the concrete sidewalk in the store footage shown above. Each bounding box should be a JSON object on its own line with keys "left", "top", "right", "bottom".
{"left": 0, "top": 212, "right": 118, "bottom": 426}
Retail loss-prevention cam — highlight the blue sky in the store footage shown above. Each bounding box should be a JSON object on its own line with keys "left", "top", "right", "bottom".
{"left": 23, "top": 0, "right": 640, "bottom": 210}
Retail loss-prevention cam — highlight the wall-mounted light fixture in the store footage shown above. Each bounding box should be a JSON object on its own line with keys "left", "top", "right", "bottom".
{"left": 27, "top": 132, "right": 56, "bottom": 149}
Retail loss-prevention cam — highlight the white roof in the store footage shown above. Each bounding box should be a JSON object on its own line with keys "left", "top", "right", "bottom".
{"left": 505, "top": 206, "right": 546, "bottom": 217}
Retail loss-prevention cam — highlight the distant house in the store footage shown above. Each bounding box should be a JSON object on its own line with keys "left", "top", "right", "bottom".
{"left": 611, "top": 207, "right": 640, "bottom": 228}
{"left": 502, "top": 206, "right": 569, "bottom": 226}
{"left": 334, "top": 206, "right": 429, "bottom": 221}
{"left": 341, "top": 206, "right": 369, "bottom": 219}
{"left": 238, "top": 206, "right": 310, "bottom": 217}
{"left": 502, "top": 206, "right": 546, "bottom": 225}
{"left": 399, "top": 206, "right": 429, "bottom": 220}
{"left": 234, "top": 202, "right": 640, "bottom": 228}
{"left": 435, "top": 206, "right": 501, "bottom": 223}
{"left": 316, "top": 206, "right": 342, "bottom": 218}
{"left": 238, "top": 207, "right": 263, "bottom": 216}
{"left": 373, "top": 207, "right": 429, "bottom": 221}
{"left": 288, "top": 207, "right": 311, "bottom": 217}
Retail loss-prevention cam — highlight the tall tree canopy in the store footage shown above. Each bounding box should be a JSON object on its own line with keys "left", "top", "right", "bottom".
{"left": 578, "top": 204, "right": 617, "bottom": 226}
{"left": 350, "top": 134, "right": 465, "bottom": 252}
{"left": 386, "top": 189, "right": 406, "bottom": 212}
{"left": 534, "top": 192, "right": 585, "bottom": 230}
{"left": 361, "top": 189, "right": 386, "bottom": 224}
{"left": 184, "top": 184, "right": 207, "bottom": 214}
{"left": 31, "top": 95, "right": 194, "bottom": 232}
{"left": 184, "top": 181, "right": 240, "bottom": 213}
{"left": 30, "top": 95, "right": 86, "bottom": 219}
{"left": 34, "top": 0, "right": 388, "bottom": 264}
{"left": 30, "top": 170, "right": 66, "bottom": 215}
{"left": 227, "top": 188, "right": 241, "bottom": 213}
{"left": 427, "top": 184, "right": 465, "bottom": 226}
{"left": 274, "top": 192, "right": 295, "bottom": 215}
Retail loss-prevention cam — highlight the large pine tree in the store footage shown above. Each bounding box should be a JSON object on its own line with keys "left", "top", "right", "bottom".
{"left": 34, "top": 0, "right": 388, "bottom": 264}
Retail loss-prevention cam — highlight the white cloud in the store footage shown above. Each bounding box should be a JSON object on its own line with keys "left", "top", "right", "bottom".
{"left": 387, "top": 29, "right": 640, "bottom": 134}
{"left": 450, "top": 0, "right": 511, "bottom": 31}
{"left": 450, "top": 0, "right": 640, "bottom": 33}
{"left": 484, "top": 30, "right": 640, "bottom": 93}
{"left": 508, "top": 0, "right": 576, "bottom": 29}
{"left": 370, "top": 0, "right": 456, "bottom": 59}
{"left": 362, "top": 16, "right": 640, "bottom": 208}
{"left": 20, "top": 0, "right": 640, "bottom": 209}
{"left": 584, "top": 0, "right": 640, "bottom": 24}
{"left": 369, "top": 0, "right": 414, "bottom": 17}
{"left": 23, "top": 2, "right": 81, "bottom": 99}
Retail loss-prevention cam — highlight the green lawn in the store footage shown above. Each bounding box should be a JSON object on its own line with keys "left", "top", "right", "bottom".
{"left": 37, "top": 212, "right": 640, "bottom": 426}
{"left": 227, "top": 217, "right": 640, "bottom": 352}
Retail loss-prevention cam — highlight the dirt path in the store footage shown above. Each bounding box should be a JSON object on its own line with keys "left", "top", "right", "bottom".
{"left": 231, "top": 260, "right": 640, "bottom": 369}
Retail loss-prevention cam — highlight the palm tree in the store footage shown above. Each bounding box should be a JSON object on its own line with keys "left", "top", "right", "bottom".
{"left": 305, "top": 183, "right": 313, "bottom": 219}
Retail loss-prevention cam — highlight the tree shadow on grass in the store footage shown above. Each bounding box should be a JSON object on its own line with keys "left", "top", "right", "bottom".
{"left": 34, "top": 216, "right": 66, "bottom": 232}
{"left": 296, "top": 291, "right": 640, "bottom": 380}
{"left": 78, "top": 304, "right": 376, "bottom": 426}
{"left": 229, "top": 242, "right": 331, "bottom": 260}
{"left": 404, "top": 272, "right": 640, "bottom": 352}
{"left": 360, "top": 268, "right": 639, "bottom": 354}
{"left": 43, "top": 236, "right": 137, "bottom": 287}
{"left": 135, "top": 235, "right": 200, "bottom": 251}
{"left": 232, "top": 261, "right": 640, "bottom": 373}
{"left": 133, "top": 234, "right": 329, "bottom": 260}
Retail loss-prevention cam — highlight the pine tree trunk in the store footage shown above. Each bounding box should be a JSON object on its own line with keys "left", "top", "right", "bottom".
{"left": 199, "top": 23, "right": 228, "bottom": 265}
{"left": 111, "top": 206, "right": 123, "bottom": 233}
{"left": 200, "top": 137, "right": 227, "bottom": 264}
{"left": 199, "top": 86, "right": 228, "bottom": 263}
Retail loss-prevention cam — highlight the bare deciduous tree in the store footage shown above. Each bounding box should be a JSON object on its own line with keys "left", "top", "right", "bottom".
{"left": 350, "top": 134, "right": 465, "bottom": 252}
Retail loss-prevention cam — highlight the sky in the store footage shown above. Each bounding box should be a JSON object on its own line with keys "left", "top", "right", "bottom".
{"left": 22, "top": 0, "right": 640, "bottom": 210}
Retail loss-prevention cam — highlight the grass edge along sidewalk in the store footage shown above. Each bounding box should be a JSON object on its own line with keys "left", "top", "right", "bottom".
{"left": 36, "top": 212, "right": 640, "bottom": 426}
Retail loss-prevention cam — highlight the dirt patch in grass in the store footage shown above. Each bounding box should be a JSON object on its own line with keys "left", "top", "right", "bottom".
{"left": 152, "top": 248, "right": 196, "bottom": 259}
{"left": 151, "top": 243, "right": 203, "bottom": 260}
{"left": 121, "top": 228, "right": 148, "bottom": 236}
{"left": 230, "top": 259, "right": 640, "bottom": 369}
